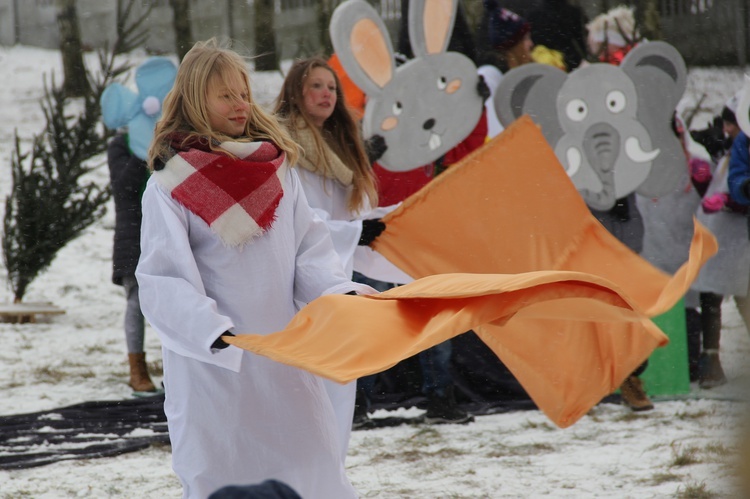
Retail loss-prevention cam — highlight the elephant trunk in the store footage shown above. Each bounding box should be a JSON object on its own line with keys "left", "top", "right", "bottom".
{"left": 581, "top": 122, "right": 621, "bottom": 211}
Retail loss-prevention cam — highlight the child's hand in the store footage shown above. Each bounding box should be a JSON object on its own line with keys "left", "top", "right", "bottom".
{"left": 701, "top": 192, "right": 729, "bottom": 213}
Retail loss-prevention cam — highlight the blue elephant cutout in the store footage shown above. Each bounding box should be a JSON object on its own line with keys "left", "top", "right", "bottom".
{"left": 100, "top": 57, "right": 178, "bottom": 160}
{"left": 494, "top": 41, "right": 687, "bottom": 211}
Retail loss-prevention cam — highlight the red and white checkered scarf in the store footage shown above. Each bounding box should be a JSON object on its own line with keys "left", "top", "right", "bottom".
{"left": 153, "top": 134, "right": 288, "bottom": 247}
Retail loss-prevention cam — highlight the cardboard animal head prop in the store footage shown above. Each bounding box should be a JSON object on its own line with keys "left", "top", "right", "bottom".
{"left": 495, "top": 41, "right": 687, "bottom": 210}
{"left": 330, "top": 0, "right": 483, "bottom": 171}
{"left": 737, "top": 75, "right": 750, "bottom": 137}
{"left": 100, "top": 57, "right": 178, "bottom": 160}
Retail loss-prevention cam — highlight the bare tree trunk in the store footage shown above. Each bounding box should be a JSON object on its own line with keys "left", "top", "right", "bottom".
{"left": 55, "top": 0, "right": 90, "bottom": 97}
{"left": 640, "top": 0, "right": 662, "bottom": 41}
{"left": 254, "top": 0, "right": 278, "bottom": 71}
{"left": 317, "top": 0, "right": 334, "bottom": 56}
{"left": 170, "top": 0, "right": 194, "bottom": 61}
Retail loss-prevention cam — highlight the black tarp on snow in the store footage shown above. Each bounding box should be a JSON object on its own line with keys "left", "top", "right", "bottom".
{"left": 0, "top": 332, "right": 544, "bottom": 469}
{"left": 0, "top": 395, "right": 168, "bottom": 470}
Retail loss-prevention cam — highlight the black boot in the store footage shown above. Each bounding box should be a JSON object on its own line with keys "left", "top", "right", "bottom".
{"left": 685, "top": 307, "right": 702, "bottom": 382}
{"left": 423, "top": 386, "right": 474, "bottom": 425}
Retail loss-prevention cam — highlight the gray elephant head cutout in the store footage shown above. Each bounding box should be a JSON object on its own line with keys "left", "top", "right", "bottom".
{"left": 495, "top": 41, "right": 687, "bottom": 211}
{"left": 330, "top": 0, "right": 483, "bottom": 172}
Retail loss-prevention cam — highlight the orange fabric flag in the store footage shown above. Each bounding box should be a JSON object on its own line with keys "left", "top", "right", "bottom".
{"left": 226, "top": 116, "right": 717, "bottom": 427}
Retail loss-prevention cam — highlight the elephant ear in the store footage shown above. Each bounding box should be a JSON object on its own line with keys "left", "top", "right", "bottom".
{"left": 127, "top": 112, "right": 157, "bottom": 161}
{"left": 494, "top": 63, "right": 567, "bottom": 147}
{"left": 100, "top": 83, "right": 139, "bottom": 130}
{"left": 127, "top": 57, "right": 178, "bottom": 161}
{"left": 135, "top": 57, "right": 178, "bottom": 105}
{"left": 737, "top": 74, "right": 750, "bottom": 137}
{"left": 621, "top": 41, "right": 687, "bottom": 198}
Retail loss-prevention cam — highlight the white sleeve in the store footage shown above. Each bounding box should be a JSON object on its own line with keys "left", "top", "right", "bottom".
{"left": 136, "top": 180, "right": 241, "bottom": 371}
{"left": 290, "top": 171, "right": 374, "bottom": 305}
{"left": 310, "top": 207, "right": 362, "bottom": 277}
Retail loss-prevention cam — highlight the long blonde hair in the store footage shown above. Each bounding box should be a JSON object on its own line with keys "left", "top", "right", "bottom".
{"left": 274, "top": 57, "right": 378, "bottom": 212}
{"left": 149, "top": 38, "right": 299, "bottom": 169}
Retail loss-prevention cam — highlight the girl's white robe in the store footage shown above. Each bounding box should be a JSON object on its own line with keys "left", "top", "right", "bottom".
{"left": 136, "top": 168, "right": 369, "bottom": 499}
{"left": 293, "top": 168, "right": 412, "bottom": 468}
{"left": 295, "top": 168, "right": 412, "bottom": 285}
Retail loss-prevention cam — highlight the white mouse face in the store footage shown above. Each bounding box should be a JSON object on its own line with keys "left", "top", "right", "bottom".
{"left": 363, "top": 53, "right": 483, "bottom": 172}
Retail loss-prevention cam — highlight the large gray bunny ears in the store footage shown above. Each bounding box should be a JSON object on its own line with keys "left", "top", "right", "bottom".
{"left": 330, "top": 0, "right": 483, "bottom": 172}
{"left": 495, "top": 41, "right": 687, "bottom": 210}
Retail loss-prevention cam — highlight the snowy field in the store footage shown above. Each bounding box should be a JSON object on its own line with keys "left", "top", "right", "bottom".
{"left": 0, "top": 45, "right": 749, "bottom": 498}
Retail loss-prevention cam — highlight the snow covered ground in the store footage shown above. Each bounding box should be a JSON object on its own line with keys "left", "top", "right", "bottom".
{"left": 0, "top": 45, "right": 749, "bottom": 498}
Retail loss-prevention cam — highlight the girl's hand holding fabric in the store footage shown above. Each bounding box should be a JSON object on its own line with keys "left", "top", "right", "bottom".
{"left": 211, "top": 331, "right": 235, "bottom": 350}
{"left": 359, "top": 218, "right": 386, "bottom": 246}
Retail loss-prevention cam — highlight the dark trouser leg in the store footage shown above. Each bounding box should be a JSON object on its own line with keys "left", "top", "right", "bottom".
{"left": 685, "top": 307, "right": 702, "bottom": 382}
{"left": 700, "top": 292, "right": 723, "bottom": 351}
{"left": 419, "top": 341, "right": 453, "bottom": 397}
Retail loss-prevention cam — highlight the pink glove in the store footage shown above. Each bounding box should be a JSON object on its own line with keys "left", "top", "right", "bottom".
{"left": 689, "top": 158, "right": 712, "bottom": 184}
{"left": 702, "top": 192, "right": 729, "bottom": 213}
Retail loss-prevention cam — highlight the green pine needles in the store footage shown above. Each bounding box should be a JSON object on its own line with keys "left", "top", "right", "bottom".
{"left": 3, "top": 75, "right": 111, "bottom": 303}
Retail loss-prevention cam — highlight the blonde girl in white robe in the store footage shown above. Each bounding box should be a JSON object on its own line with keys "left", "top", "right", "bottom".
{"left": 136, "top": 39, "right": 372, "bottom": 499}
{"left": 274, "top": 57, "right": 412, "bottom": 461}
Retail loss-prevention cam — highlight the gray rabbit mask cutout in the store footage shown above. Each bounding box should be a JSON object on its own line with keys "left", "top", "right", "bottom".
{"left": 495, "top": 41, "right": 687, "bottom": 211}
{"left": 330, "top": 0, "right": 483, "bottom": 172}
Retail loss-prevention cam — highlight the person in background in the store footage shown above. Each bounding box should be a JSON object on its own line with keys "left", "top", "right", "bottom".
{"left": 477, "top": 3, "right": 535, "bottom": 138}
{"left": 528, "top": 0, "right": 588, "bottom": 71}
{"left": 274, "top": 57, "right": 411, "bottom": 440}
{"left": 326, "top": 51, "right": 449, "bottom": 427}
{"left": 137, "top": 39, "right": 372, "bottom": 498}
{"left": 586, "top": 5, "right": 641, "bottom": 65}
{"left": 692, "top": 95, "right": 749, "bottom": 388}
{"left": 101, "top": 56, "right": 177, "bottom": 395}
{"left": 636, "top": 112, "right": 720, "bottom": 392}
{"left": 107, "top": 134, "right": 157, "bottom": 393}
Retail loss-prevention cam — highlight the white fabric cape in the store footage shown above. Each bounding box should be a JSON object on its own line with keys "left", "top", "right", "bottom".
{"left": 136, "top": 168, "right": 371, "bottom": 499}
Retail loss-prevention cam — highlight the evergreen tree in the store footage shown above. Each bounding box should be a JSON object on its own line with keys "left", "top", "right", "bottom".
{"left": 2, "top": 0, "right": 151, "bottom": 303}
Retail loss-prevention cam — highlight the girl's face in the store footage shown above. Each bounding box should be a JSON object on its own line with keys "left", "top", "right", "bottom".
{"left": 206, "top": 72, "right": 251, "bottom": 137}
{"left": 302, "top": 67, "right": 337, "bottom": 128}
{"left": 507, "top": 32, "right": 534, "bottom": 68}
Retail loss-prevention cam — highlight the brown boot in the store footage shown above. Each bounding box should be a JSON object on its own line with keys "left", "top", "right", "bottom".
{"left": 619, "top": 375, "right": 654, "bottom": 412}
{"left": 128, "top": 352, "right": 156, "bottom": 392}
